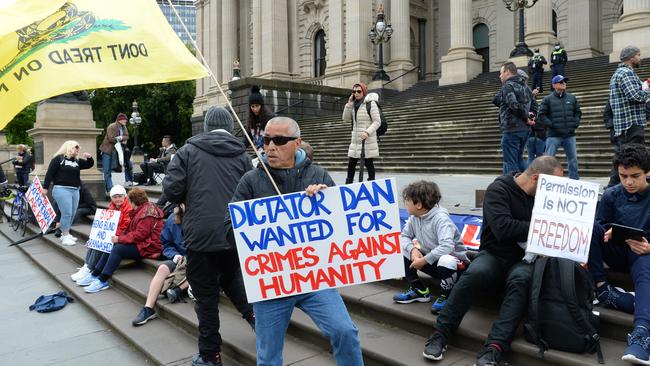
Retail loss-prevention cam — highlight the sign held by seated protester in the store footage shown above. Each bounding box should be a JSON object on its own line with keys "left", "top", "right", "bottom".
{"left": 229, "top": 178, "right": 404, "bottom": 302}
{"left": 25, "top": 176, "right": 56, "bottom": 233}
{"left": 526, "top": 174, "right": 599, "bottom": 263}
{"left": 87, "top": 209, "right": 121, "bottom": 253}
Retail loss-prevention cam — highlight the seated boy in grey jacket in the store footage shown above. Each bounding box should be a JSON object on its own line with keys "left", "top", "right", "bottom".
{"left": 393, "top": 181, "right": 469, "bottom": 314}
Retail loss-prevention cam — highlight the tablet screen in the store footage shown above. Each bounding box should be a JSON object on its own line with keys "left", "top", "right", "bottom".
{"left": 610, "top": 223, "right": 645, "bottom": 246}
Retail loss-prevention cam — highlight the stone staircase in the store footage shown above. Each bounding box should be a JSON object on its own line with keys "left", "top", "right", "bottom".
{"left": 0, "top": 185, "right": 637, "bottom": 365}
{"left": 300, "top": 56, "right": 650, "bottom": 177}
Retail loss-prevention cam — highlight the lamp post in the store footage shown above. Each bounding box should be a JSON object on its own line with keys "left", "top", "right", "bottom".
{"left": 503, "top": 0, "right": 538, "bottom": 57}
{"left": 129, "top": 100, "right": 142, "bottom": 155}
{"left": 368, "top": 4, "right": 393, "bottom": 81}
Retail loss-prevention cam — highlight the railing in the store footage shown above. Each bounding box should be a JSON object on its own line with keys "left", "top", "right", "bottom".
{"left": 382, "top": 65, "right": 419, "bottom": 88}
{"left": 276, "top": 100, "right": 305, "bottom": 115}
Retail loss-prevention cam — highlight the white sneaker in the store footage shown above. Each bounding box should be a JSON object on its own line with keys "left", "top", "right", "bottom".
{"left": 71, "top": 265, "right": 90, "bottom": 282}
{"left": 69, "top": 235, "right": 78, "bottom": 241}
{"left": 61, "top": 235, "right": 76, "bottom": 246}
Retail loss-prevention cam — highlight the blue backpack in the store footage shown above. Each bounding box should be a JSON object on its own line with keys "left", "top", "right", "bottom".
{"left": 29, "top": 291, "right": 74, "bottom": 313}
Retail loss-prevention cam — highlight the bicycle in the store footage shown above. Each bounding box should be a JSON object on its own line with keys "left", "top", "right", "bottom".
{"left": 9, "top": 185, "right": 32, "bottom": 237}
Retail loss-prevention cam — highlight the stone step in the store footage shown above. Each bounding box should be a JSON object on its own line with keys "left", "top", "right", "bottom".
{"left": 337, "top": 283, "right": 629, "bottom": 366}
{"left": 4, "top": 196, "right": 634, "bottom": 365}
{"left": 1, "top": 221, "right": 328, "bottom": 366}
{"left": 0, "top": 224, "right": 217, "bottom": 366}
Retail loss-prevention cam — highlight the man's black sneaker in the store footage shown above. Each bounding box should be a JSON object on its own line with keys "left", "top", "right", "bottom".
{"left": 54, "top": 228, "right": 62, "bottom": 238}
{"left": 474, "top": 345, "right": 503, "bottom": 366}
{"left": 166, "top": 286, "right": 183, "bottom": 303}
{"left": 423, "top": 330, "right": 447, "bottom": 360}
{"left": 191, "top": 353, "right": 223, "bottom": 366}
{"left": 132, "top": 306, "right": 156, "bottom": 326}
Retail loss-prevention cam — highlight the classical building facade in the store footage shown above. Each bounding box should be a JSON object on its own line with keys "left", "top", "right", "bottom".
{"left": 193, "top": 0, "right": 650, "bottom": 117}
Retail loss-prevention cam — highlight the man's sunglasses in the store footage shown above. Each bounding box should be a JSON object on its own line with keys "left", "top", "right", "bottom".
{"left": 263, "top": 136, "right": 298, "bottom": 146}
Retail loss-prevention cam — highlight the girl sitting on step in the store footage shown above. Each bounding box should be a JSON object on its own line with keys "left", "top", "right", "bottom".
{"left": 77, "top": 188, "right": 162, "bottom": 293}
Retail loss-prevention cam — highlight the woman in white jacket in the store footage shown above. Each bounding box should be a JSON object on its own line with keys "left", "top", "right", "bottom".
{"left": 342, "top": 82, "right": 382, "bottom": 184}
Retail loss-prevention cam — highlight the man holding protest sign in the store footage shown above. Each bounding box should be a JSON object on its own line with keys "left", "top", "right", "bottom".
{"left": 423, "top": 156, "right": 562, "bottom": 366}
{"left": 587, "top": 144, "right": 650, "bottom": 364}
{"left": 163, "top": 107, "right": 255, "bottom": 366}
{"left": 225, "top": 117, "right": 363, "bottom": 366}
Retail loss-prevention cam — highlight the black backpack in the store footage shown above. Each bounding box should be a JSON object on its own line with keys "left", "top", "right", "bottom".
{"left": 524, "top": 257, "right": 604, "bottom": 364}
{"left": 366, "top": 101, "right": 388, "bottom": 137}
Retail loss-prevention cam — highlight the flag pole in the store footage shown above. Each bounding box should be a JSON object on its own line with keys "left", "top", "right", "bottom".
{"left": 164, "top": 0, "right": 282, "bottom": 196}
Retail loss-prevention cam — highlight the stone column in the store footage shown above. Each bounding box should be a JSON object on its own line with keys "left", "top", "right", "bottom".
{"left": 438, "top": 0, "right": 483, "bottom": 86}
{"left": 259, "top": 0, "right": 290, "bottom": 79}
{"left": 251, "top": 0, "right": 262, "bottom": 75}
{"left": 495, "top": 5, "right": 515, "bottom": 67}
{"left": 343, "top": 0, "right": 375, "bottom": 81}
{"left": 208, "top": 0, "right": 221, "bottom": 88}
{"left": 28, "top": 100, "right": 103, "bottom": 197}
{"left": 385, "top": 0, "right": 416, "bottom": 90}
{"left": 525, "top": 0, "right": 555, "bottom": 64}
{"left": 221, "top": 0, "right": 237, "bottom": 83}
{"left": 566, "top": 0, "right": 601, "bottom": 59}
{"left": 192, "top": 0, "right": 208, "bottom": 121}
{"left": 196, "top": 0, "right": 205, "bottom": 97}
{"left": 323, "top": 0, "right": 345, "bottom": 86}
{"left": 610, "top": 0, "right": 650, "bottom": 62}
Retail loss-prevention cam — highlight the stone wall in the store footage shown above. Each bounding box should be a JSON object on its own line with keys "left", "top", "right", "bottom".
{"left": 191, "top": 77, "right": 350, "bottom": 135}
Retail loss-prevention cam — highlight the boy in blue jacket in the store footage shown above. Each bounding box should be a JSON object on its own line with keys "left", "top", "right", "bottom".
{"left": 587, "top": 144, "right": 650, "bottom": 364}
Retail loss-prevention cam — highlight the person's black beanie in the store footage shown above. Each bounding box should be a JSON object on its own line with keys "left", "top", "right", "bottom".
{"left": 249, "top": 85, "right": 264, "bottom": 106}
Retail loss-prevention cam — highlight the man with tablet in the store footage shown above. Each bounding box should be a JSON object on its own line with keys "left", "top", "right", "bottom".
{"left": 587, "top": 143, "right": 650, "bottom": 364}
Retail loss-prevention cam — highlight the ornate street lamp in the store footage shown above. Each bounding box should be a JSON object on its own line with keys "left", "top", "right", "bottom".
{"left": 503, "top": 0, "right": 538, "bottom": 57}
{"left": 368, "top": 4, "right": 393, "bottom": 81}
{"left": 129, "top": 100, "right": 143, "bottom": 155}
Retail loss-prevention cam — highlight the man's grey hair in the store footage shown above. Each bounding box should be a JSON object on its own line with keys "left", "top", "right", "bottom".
{"left": 266, "top": 117, "right": 301, "bottom": 137}
{"left": 525, "top": 155, "right": 562, "bottom": 176}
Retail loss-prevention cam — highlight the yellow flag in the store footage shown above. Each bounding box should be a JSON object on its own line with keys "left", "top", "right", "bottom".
{"left": 0, "top": 0, "right": 67, "bottom": 37}
{"left": 0, "top": 0, "right": 208, "bottom": 129}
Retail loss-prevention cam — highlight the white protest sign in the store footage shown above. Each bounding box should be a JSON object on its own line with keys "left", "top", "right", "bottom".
{"left": 25, "top": 176, "right": 56, "bottom": 233}
{"left": 87, "top": 209, "right": 121, "bottom": 253}
{"left": 228, "top": 178, "right": 404, "bottom": 302}
{"left": 526, "top": 174, "right": 599, "bottom": 263}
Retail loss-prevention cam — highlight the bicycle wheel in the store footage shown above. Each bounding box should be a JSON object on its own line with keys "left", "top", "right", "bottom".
{"left": 20, "top": 199, "right": 30, "bottom": 236}
{"left": 10, "top": 198, "right": 21, "bottom": 231}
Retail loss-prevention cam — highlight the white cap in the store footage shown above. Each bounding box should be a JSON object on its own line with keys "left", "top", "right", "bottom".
{"left": 110, "top": 185, "right": 127, "bottom": 197}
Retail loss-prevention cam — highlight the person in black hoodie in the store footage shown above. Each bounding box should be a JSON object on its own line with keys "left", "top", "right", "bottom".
{"left": 43, "top": 140, "right": 94, "bottom": 246}
{"left": 12, "top": 144, "right": 33, "bottom": 187}
{"left": 163, "top": 106, "right": 254, "bottom": 366}
{"left": 423, "top": 156, "right": 562, "bottom": 366}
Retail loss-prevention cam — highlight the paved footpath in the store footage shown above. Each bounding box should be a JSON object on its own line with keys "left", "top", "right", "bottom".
{"left": 0, "top": 222, "right": 150, "bottom": 366}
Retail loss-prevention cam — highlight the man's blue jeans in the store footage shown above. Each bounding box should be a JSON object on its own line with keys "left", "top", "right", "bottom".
{"left": 545, "top": 135, "right": 579, "bottom": 179}
{"left": 501, "top": 130, "right": 528, "bottom": 175}
{"left": 588, "top": 223, "right": 650, "bottom": 329}
{"left": 253, "top": 289, "right": 363, "bottom": 366}
{"left": 526, "top": 136, "right": 546, "bottom": 167}
{"left": 102, "top": 152, "right": 112, "bottom": 193}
